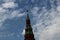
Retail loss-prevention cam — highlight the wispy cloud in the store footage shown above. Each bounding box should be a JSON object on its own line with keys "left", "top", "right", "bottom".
{"left": 3, "top": 0, "right": 16, "bottom": 2}
{"left": 0, "top": 0, "right": 26, "bottom": 37}
{"left": 0, "top": 2, "right": 25, "bottom": 29}
{"left": 0, "top": 32, "right": 14, "bottom": 37}
{"left": 32, "top": 0, "right": 60, "bottom": 40}
{"left": 0, "top": 8, "right": 25, "bottom": 26}
{"left": 2, "top": 2, "right": 18, "bottom": 8}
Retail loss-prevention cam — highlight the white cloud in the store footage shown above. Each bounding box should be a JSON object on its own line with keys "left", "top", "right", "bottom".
{"left": 0, "top": 7, "right": 9, "bottom": 27}
{"left": 9, "top": 10, "right": 25, "bottom": 19}
{"left": 32, "top": 0, "right": 60, "bottom": 40}
{"left": 22, "top": 29, "right": 25, "bottom": 35}
{"left": 0, "top": 32, "right": 14, "bottom": 37}
{"left": 0, "top": 7, "right": 25, "bottom": 37}
{"left": 3, "top": 0, "right": 16, "bottom": 2}
{"left": 0, "top": 0, "right": 25, "bottom": 37}
{"left": 39, "top": 17, "right": 60, "bottom": 40}
{"left": 0, "top": 7, "right": 25, "bottom": 28}
{"left": 2, "top": 2, "right": 18, "bottom": 8}
{"left": 31, "top": 7, "right": 40, "bottom": 16}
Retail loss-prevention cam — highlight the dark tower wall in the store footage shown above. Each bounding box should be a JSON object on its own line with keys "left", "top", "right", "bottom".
{"left": 24, "top": 10, "right": 35, "bottom": 40}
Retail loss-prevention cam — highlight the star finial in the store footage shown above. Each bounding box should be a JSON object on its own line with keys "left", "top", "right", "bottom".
{"left": 26, "top": 10, "right": 29, "bottom": 12}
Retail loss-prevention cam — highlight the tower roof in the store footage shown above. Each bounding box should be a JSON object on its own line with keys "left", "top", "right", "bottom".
{"left": 24, "top": 10, "right": 35, "bottom": 40}
{"left": 25, "top": 10, "right": 33, "bottom": 34}
{"left": 26, "top": 10, "right": 30, "bottom": 20}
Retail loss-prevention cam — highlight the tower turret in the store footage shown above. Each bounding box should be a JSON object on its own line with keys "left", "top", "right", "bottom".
{"left": 24, "top": 10, "right": 35, "bottom": 40}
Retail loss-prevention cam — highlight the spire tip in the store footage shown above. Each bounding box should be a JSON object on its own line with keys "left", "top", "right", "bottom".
{"left": 26, "top": 10, "right": 29, "bottom": 12}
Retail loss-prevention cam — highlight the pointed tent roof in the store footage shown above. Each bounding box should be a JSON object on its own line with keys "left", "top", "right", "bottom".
{"left": 26, "top": 10, "right": 30, "bottom": 20}
{"left": 24, "top": 10, "right": 35, "bottom": 40}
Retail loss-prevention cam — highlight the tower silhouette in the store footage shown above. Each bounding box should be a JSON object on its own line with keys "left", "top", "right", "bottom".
{"left": 24, "top": 10, "right": 35, "bottom": 40}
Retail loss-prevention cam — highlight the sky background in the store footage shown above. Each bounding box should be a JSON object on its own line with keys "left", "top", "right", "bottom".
{"left": 0, "top": 0, "right": 60, "bottom": 40}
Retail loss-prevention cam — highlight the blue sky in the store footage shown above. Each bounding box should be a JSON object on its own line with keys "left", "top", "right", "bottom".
{"left": 0, "top": 0, "right": 60, "bottom": 40}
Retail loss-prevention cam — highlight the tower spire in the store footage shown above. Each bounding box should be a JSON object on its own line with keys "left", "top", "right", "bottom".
{"left": 24, "top": 10, "right": 35, "bottom": 40}
{"left": 26, "top": 10, "right": 30, "bottom": 20}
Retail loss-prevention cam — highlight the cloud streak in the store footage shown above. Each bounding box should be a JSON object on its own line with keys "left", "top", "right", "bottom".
{"left": 2, "top": 2, "right": 18, "bottom": 8}
{"left": 0, "top": 0, "right": 25, "bottom": 29}
{"left": 32, "top": 0, "right": 60, "bottom": 40}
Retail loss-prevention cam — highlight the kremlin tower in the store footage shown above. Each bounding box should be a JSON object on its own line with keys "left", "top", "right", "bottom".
{"left": 24, "top": 10, "right": 35, "bottom": 40}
